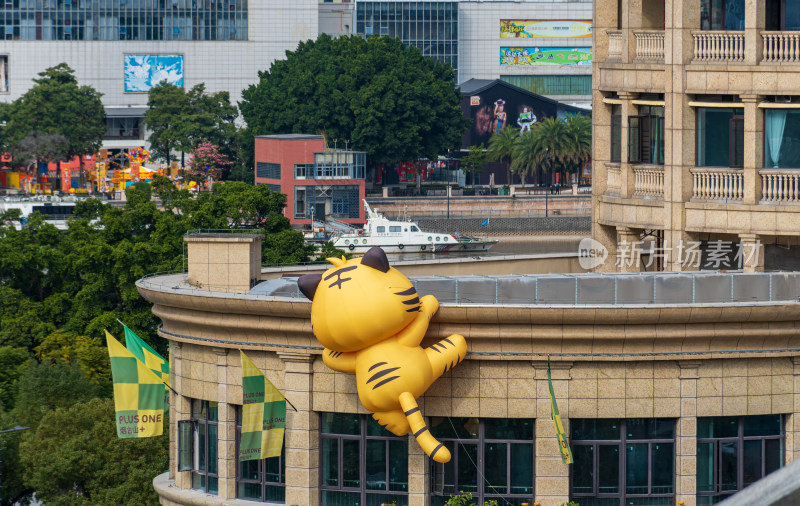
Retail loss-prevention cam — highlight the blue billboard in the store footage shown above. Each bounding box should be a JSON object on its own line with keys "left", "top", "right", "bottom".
{"left": 124, "top": 54, "right": 184, "bottom": 92}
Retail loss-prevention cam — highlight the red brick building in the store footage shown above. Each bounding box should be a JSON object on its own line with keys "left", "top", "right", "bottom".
{"left": 254, "top": 134, "right": 366, "bottom": 226}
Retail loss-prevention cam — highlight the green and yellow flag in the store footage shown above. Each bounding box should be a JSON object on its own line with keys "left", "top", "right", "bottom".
{"left": 548, "top": 357, "right": 573, "bottom": 464}
{"left": 120, "top": 321, "right": 170, "bottom": 387}
{"left": 106, "top": 330, "right": 165, "bottom": 438}
{"left": 239, "top": 350, "right": 286, "bottom": 461}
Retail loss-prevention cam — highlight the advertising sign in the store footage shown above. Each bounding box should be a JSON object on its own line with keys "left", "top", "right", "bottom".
{"left": 500, "top": 47, "right": 592, "bottom": 66}
{"left": 501, "top": 20, "right": 592, "bottom": 38}
{"left": 124, "top": 54, "right": 184, "bottom": 92}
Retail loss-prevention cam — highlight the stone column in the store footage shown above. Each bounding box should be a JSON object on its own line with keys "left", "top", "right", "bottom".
{"left": 619, "top": 92, "right": 637, "bottom": 199}
{"left": 279, "top": 352, "right": 318, "bottom": 506}
{"left": 676, "top": 361, "right": 700, "bottom": 506}
{"left": 738, "top": 233, "right": 765, "bottom": 272}
{"left": 407, "top": 434, "right": 429, "bottom": 506}
{"left": 791, "top": 357, "right": 800, "bottom": 462}
{"left": 616, "top": 226, "right": 641, "bottom": 272}
{"left": 742, "top": 95, "right": 764, "bottom": 205}
{"left": 172, "top": 341, "right": 192, "bottom": 488}
{"left": 213, "top": 347, "right": 237, "bottom": 499}
{"left": 744, "top": 0, "right": 765, "bottom": 66}
{"left": 533, "top": 361, "right": 572, "bottom": 505}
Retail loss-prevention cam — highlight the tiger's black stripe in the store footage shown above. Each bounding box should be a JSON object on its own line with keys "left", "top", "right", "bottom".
{"left": 367, "top": 367, "right": 401, "bottom": 384}
{"left": 406, "top": 307, "right": 421, "bottom": 312}
{"left": 394, "top": 287, "right": 417, "bottom": 296}
{"left": 323, "top": 265, "right": 357, "bottom": 280}
{"left": 404, "top": 407, "right": 420, "bottom": 416}
{"left": 414, "top": 426, "right": 428, "bottom": 437}
{"left": 430, "top": 443, "right": 444, "bottom": 459}
{"left": 372, "top": 376, "right": 400, "bottom": 389}
{"left": 444, "top": 338, "right": 454, "bottom": 346}
{"left": 368, "top": 362, "right": 388, "bottom": 372}
{"left": 402, "top": 297, "right": 420, "bottom": 305}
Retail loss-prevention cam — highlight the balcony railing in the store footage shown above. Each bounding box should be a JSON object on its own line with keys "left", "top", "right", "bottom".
{"left": 607, "top": 30, "right": 623, "bottom": 60}
{"left": 634, "top": 30, "right": 665, "bottom": 62}
{"left": 760, "top": 169, "right": 800, "bottom": 203}
{"left": 762, "top": 31, "right": 800, "bottom": 63}
{"left": 692, "top": 30, "right": 745, "bottom": 62}
{"left": 691, "top": 168, "right": 744, "bottom": 201}
{"left": 633, "top": 166, "right": 664, "bottom": 199}
{"left": 606, "top": 163, "right": 621, "bottom": 195}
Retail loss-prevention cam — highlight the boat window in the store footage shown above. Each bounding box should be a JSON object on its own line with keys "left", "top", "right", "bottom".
{"left": 404, "top": 228, "right": 408, "bottom": 232}
{"left": 377, "top": 226, "right": 385, "bottom": 233}
{"left": 363, "top": 239, "right": 368, "bottom": 244}
{"left": 444, "top": 237, "right": 448, "bottom": 242}
{"left": 345, "top": 240, "right": 349, "bottom": 245}
{"left": 428, "top": 236, "right": 433, "bottom": 241}
{"left": 390, "top": 226, "right": 401, "bottom": 233}
{"left": 411, "top": 226, "right": 419, "bottom": 232}
{"left": 436, "top": 237, "right": 440, "bottom": 241}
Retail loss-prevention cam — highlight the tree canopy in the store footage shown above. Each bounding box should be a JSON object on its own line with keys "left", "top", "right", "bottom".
{"left": 240, "top": 34, "right": 468, "bottom": 167}
{"left": 144, "top": 83, "right": 238, "bottom": 164}
{"left": 2, "top": 63, "right": 105, "bottom": 163}
{"left": 0, "top": 180, "right": 337, "bottom": 504}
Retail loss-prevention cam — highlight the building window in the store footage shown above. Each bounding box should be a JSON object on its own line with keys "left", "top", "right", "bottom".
{"left": 320, "top": 413, "right": 409, "bottom": 506}
{"left": 764, "top": 109, "right": 800, "bottom": 169}
{"left": 177, "top": 400, "right": 218, "bottom": 495}
{"left": 701, "top": 0, "right": 745, "bottom": 30}
{"left": 295, "top": 164, "right": 312, "bottom": 179}
{"left": 105, "top": 117, "right": 141, "bottom": 140}
{"left": 611, "top": 104, "right": 622, "bottom": 163}
{"left": 0, "top": 55, "right": 7, "bottom": 93}
{"left": 697, "top": 107, "right": 744, "bottom": 168}
{"left": 501, "top": 75, "right": 593, "bottom": 96}
{"left": 766, "top": 0, "right": 800, "bottom": 30}
{"left": 429, "top": 418, "right": 535, "bottom": 506}
{"left": 570, "top": 418, "right": 675, "bottom": 505}
{"left": 295, "top": 187, "right": 307, "bottom": 219}
{"left": 256, "top": 162, "right": 281, "bottom": 180}
{"left": 697, "top": 415, "right": 783, "bottom": 504}
{"left": 629, "top": 106, "right": 664, "bottom": 165}
{"left": 235, "top": 406, "right": 285, "bottom": 502}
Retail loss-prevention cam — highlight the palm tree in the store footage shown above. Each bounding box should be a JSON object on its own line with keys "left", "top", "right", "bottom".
{"left": 563, "top": 113, "right": 592, "bottom": 182}
{"left": 528, "top": 117, "right": 571, "bottom": 187}
{"left": 486, "top": 126, "right": 519, "bottom": 186}
{"left": 510, "top": 129, "right": 543, "bottom": 187}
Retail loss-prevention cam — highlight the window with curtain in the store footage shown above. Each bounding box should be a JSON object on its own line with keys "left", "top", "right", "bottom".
{"left": 235, "top": 406, "right": 285, "bottom": 502}
{"left": 177, "top": 399, "right": 219, "bottom": 495}
{"left": 766, "top": 0, "right": 800, "bottom": 30}
{"left": 697, "top": 415, "right": 783, "bottom": 505}
{"left": 629, "top": 106, "right": 665, "bottom": 165}
{"left": 764, "top": 109, "right": 800, "bottom": 168}
{"left": 570, "top": 418, "right": 676, "bottom": 505}
{"left": 429, "top": 417, "right": 534, "bottom": 506}
{"left": 700, "top": 0, "right": 745, "bottom": 30}
{"left": 320, "top": 412, "right": 409, "bottom": 506}
{"left": 696, "top": 107, "right": 744, "bottom": 167}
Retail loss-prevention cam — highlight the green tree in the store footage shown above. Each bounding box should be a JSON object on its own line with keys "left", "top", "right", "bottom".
{"left": 240, "top": 34, "right": 467, "bottom": 170}
{"left": 563, "top": 113, "right": 592, "bottom": 180}
{"left": 3, "top": 63, "right": 105, "bottom": 188}
{"left": 486, "top": 126, "right": 519, "bottom": 185}
{"left": 19, "top": 397, "right": 167, "bottom": 506}
{"left": 144, "top": 83, "right": 238, "bottom": 166}
{"left": 530, "top": 117, "right": 572, "bottom": 186}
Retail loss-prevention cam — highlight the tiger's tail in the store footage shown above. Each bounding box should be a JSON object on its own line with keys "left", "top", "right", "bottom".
{"left": 399, "top": 391, "right": 450, "bottom": 463}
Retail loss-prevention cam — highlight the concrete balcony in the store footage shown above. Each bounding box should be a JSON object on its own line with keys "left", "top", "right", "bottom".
{"left": 690, "top": 168, "right": 744, "bottom": 202}
{"left": 633, "top": 30, "right": 665, "bottom": 62}
{"left": 760, "top": 169, "right": 800, "bottom": 204}
{"left": 633, "top": 165, "right": 664, "bottom": 199}
{"left": 762, "top": 31, "right": 800, "bottom": 64}
{"left": 692, "top": 30, "right": 745, "bottom": 63}
{"left": 606, "top": 163, "right": 622, "bottom": 196}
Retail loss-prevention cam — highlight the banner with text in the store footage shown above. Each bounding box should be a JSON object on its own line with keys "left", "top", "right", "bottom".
{"left": 239, "top": 350, "right": 286, "bottom": 461}
{"left": 501, "top": 20, "right": 592, "bottom": 38}
{"left": 500, "top": 47, "right": 592, "bottom": 66}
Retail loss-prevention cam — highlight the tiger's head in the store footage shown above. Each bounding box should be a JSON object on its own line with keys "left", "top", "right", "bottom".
{"left": 298, "top": 247, "right": 420, "bottom": 353}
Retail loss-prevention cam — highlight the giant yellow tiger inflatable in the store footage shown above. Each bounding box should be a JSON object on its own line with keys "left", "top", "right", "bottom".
{"left": 298, "top": 247, "right": 467, "bottom": 463}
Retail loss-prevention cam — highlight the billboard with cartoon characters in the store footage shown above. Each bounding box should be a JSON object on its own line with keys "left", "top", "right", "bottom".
{"left": 500, "top": 47, "right": 592, "bottom": 66}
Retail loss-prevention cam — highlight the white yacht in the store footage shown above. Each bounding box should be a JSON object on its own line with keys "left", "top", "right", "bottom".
{"left": 332, "top": 200, "right": 497, "bottom": 254}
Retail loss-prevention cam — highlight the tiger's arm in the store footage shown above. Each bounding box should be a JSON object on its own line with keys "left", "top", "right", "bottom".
{"left": 397, "top": 295, "right": 439, "bottom": 348}
{"left": 322, "top": 348, "right": 357, "bottom": 374}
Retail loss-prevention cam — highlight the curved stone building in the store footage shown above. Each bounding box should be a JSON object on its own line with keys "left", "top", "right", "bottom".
{"left": 139, "top": 234, "right": 800, "bottom": 506}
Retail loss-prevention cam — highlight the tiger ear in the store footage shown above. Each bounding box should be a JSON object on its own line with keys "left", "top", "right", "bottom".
{"left": 298, "top": 273, "right": 322, "bottom": 300}
{"left": 361, "top": 247, "right": 390, "bottom": 273}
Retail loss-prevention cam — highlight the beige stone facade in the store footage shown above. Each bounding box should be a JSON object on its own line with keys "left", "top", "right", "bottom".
{"left": 139, "top": 235, "right": 800, "bottom": 506}
{"left": 592, "top": 0, "right": 800, "bottom": 273}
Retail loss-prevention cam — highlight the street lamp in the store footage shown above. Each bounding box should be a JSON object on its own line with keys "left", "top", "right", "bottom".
{"left": 0, "top": 426, "right": 30, "bottom": 500}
